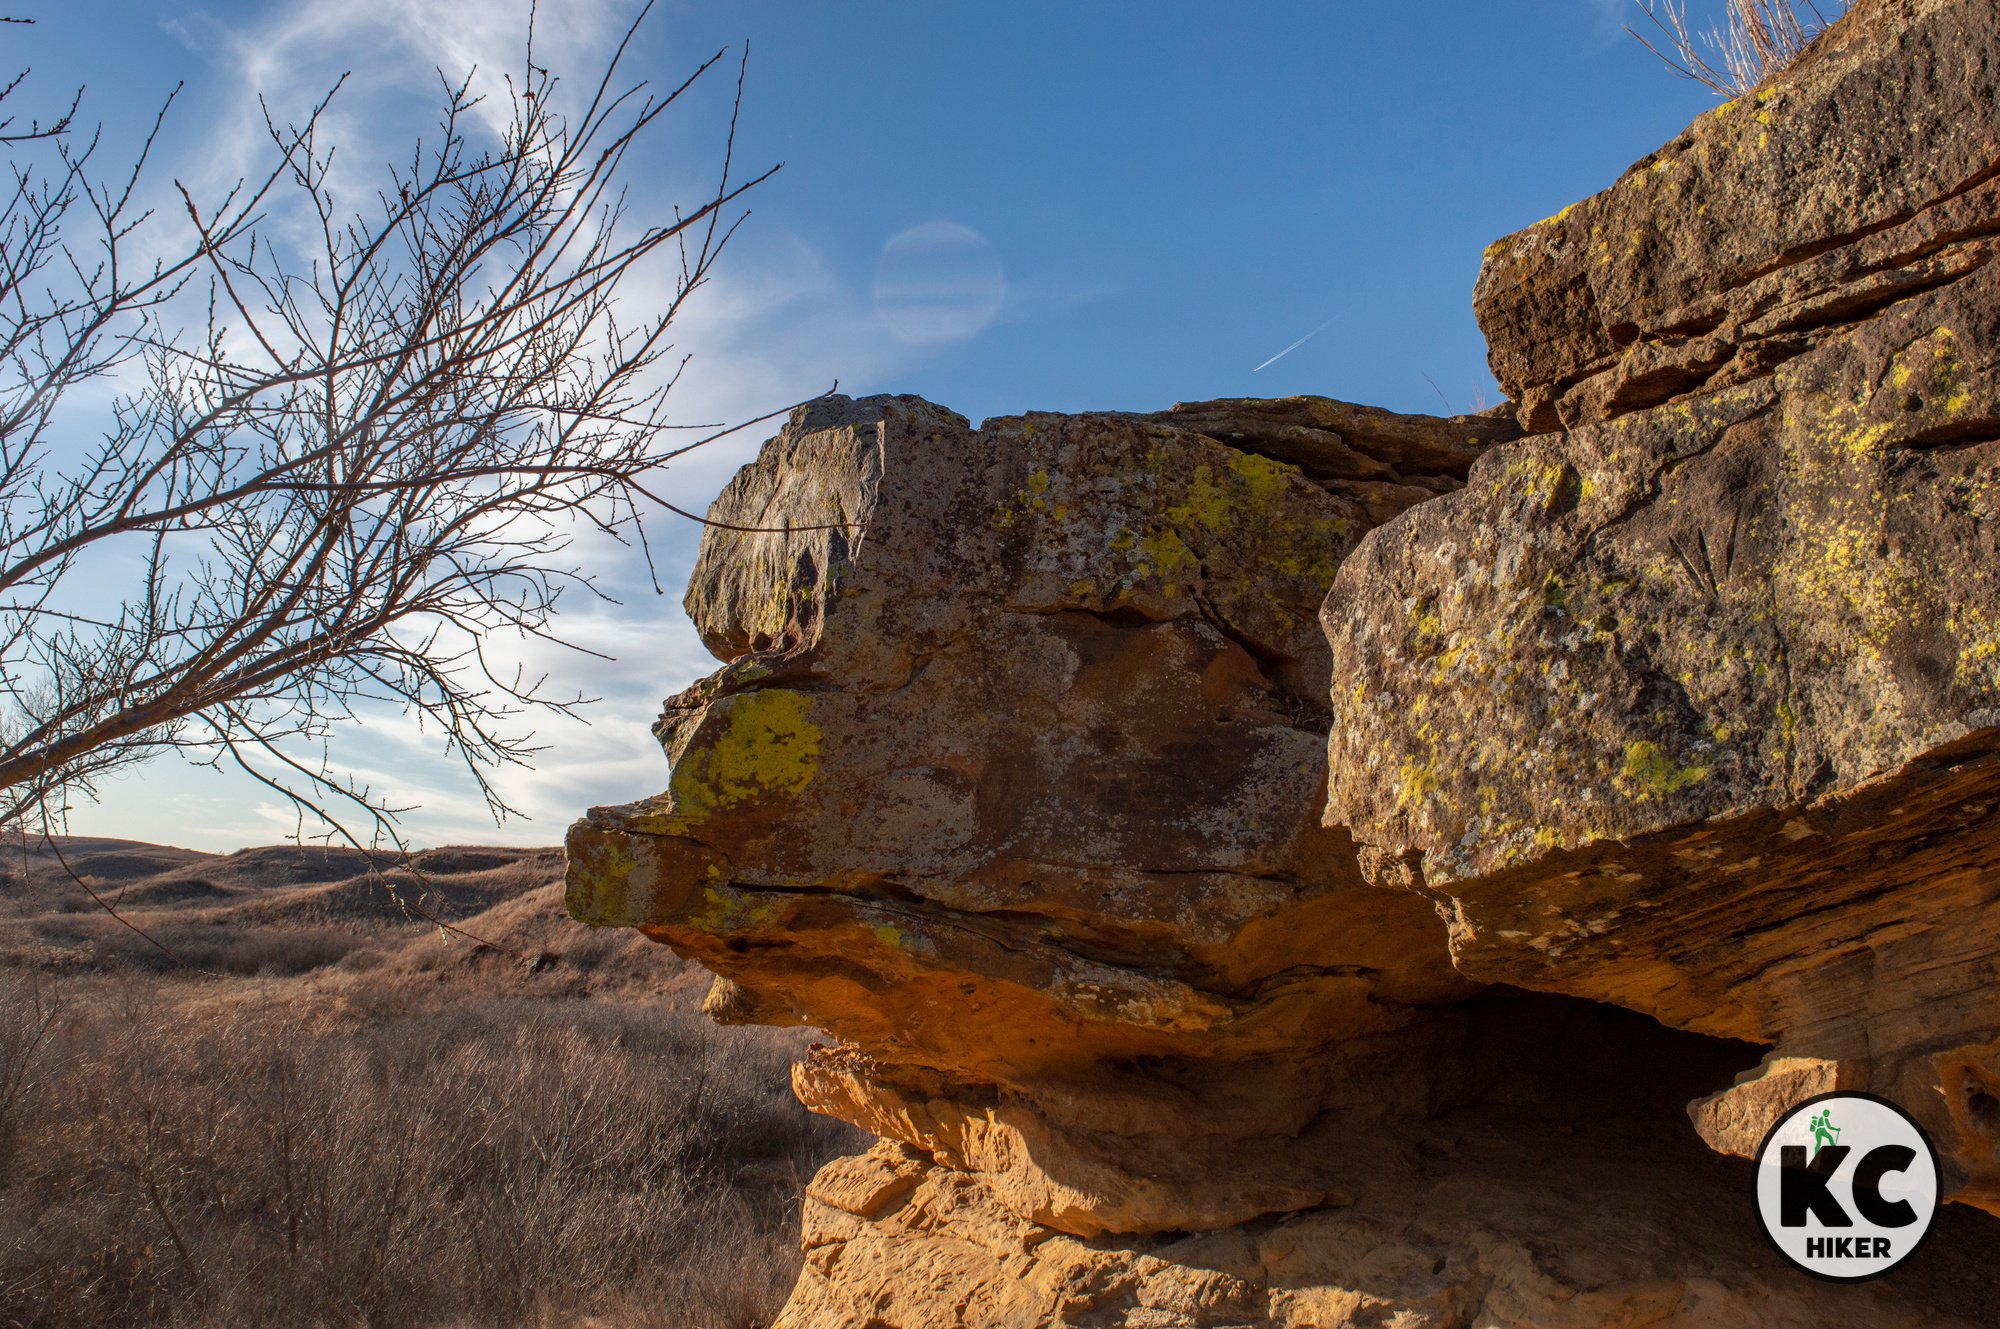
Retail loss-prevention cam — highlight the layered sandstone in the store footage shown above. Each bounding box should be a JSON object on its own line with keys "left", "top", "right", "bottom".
{"left": 1326, "top": 0, "right": 2000, "bottom": 1216}
{"left": 565, "top": 0, "right": 2000, "bottom": 1322}
{"left": 782, "top": 1020, "right": 1996, "bottom": 1329}
{"left": 1475, "top": 0, "right": 2000, "bottom": 435}
{"left": 568, "top": 393, "right": 1519, "bottom": 1234}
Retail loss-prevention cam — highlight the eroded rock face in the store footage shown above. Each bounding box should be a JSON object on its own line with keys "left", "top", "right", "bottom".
{"left": 778, "top": 1009, "right": 1998, "bottom": 1329}
{"left": 568, "top": 393, "right": 1517, "bottom": 1235}
{"left": 1476, "top": 0, "right": 2000, "bottom": 435}
{"left": 563, "top": 0, "right": 2000, "bottom": 1320}
{"left": 1328, "top": 0, "right": 2000, "bottom": 1214}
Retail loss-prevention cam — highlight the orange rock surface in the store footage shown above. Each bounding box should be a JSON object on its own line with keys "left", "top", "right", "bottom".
{"left": 567, "top": 0, "right": 2000, "bottom": 1320}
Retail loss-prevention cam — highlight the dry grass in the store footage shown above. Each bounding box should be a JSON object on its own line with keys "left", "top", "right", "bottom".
{"left": 1629, "top": 0, "right": 1849, "bottom": 96}
{"left": 0, "top": 840, "right": 859, "bottom": 1329}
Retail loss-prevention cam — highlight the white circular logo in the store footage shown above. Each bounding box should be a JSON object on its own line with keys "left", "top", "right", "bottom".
{"left": 1753, "top": 1091, "right": 1941, "bottom": 1282}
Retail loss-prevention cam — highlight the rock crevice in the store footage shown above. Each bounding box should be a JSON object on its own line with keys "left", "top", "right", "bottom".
{"left": 1477, "top": 0, "right": 2000, "bottom": 433}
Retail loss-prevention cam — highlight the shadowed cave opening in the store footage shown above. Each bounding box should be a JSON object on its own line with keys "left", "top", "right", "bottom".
{"left": 1049, "top": 986, "right": 2000, "bottom": 1317}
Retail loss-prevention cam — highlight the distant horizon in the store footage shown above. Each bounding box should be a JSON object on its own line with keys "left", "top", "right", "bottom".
{"left": 14, "top": 829, "right": 566, "bottom": 854}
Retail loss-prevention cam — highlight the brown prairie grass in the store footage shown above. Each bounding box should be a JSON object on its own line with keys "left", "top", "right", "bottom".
{"left": 1628, "top": 0, "right": 1849, "bottom": 97}
{"left": 0, "top": 842, "right": 860, "bottom": 1329}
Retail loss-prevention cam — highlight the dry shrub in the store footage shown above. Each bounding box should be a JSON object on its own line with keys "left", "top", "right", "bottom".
{"left": 76, "top": 921, "right": 372, "bottom": 976}
{"left": 0, "top": 976, "right": 59, "bottom": 1173}
{"left": 1629, "top": 0, "right": 1850, "bottom": 96}
{"left": 0, "top": 981, "right": 855, "bottom": 1329}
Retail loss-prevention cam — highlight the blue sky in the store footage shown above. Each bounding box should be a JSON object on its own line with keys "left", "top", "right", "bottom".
{"left": 16, "top": 0, "right": 1733, "bottom": 850}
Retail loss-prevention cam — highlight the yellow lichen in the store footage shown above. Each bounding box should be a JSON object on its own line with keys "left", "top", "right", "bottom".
{"left": 1888, "top": 327, "right": 1972, "bottom": 418}
{"left": 668, "top": 690, "right": 823, "bottom": 822}
{"left": 1408, "top": 597, "right": 1445, "bottom": 657}
{"left": 1618, "top": 740, "right": 1711, "bottom": 800}
{"left": 565, "top": 835, "right": 638, "bottom": 927}
{"left": 689, "top": 886, "right": 784, "bottom": 935}
{"left": 1138, "top": 527, "right": 1198, "bottom": 579}
{"left": 1505, "top": 455, "right": 1581, "bottom": 514}
{"left": 1960, "top": 637, "right": 2000, "bottom": 677}
{"left": 1534, "top": 201, "right": 1583, "bottom": 229}
{"left": 1396, "top": 759, "right": 1439, "bottom": 810}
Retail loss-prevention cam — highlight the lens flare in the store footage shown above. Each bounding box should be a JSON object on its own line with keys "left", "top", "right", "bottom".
{"left": 872, "top": 220, "right": 1006, "bottom": 345}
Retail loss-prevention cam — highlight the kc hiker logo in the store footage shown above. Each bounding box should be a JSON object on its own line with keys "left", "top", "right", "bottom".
{"left": 1753, "top": 1091, "right": 1941, "bottom": 1281}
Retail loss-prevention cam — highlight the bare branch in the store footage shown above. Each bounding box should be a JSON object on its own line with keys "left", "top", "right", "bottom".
{"left": 0, "top": 9, "right": 783, "bottom": 847}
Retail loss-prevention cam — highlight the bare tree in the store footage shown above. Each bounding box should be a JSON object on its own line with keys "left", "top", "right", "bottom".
{"left": 1629, "top": 0, "right": 1848, "bottom": 96}
{"left": 0, "top": 7, "right": 786, "bottom": 846}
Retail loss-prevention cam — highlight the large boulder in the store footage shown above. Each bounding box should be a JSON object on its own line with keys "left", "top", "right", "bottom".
{"left": 563, "top": 0, "right": 2000, "bottom": 1320}
{"left": 1477, "top": 0, "right": 2000, "bottom": 434}
{"left": 568, "top": 393, "right": 1515, "bottom": 1234}
{"left": 1329, "top": 0, "right": 2000, "bottom": 1213}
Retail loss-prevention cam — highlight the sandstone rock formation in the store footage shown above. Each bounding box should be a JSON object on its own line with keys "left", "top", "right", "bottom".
{"left": 1475, "top": 0, "right": 2000, "bottom": 437}
{"left": 568, "top": 393, "right": 1520, "bottom": 1235}
{"left": 566, "top": 0, "right": 2000, "bottom": 1322}
{"left": 1326, "top": 0, "right": 2000, "bottom": 1217}
{"left": 781, "top": 1017, "right": 1997, "bottom": 1329}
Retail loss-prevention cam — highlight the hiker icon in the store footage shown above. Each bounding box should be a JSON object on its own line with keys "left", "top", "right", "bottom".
{"left": 1809, "top": 1109, "right": 1840, "bottom": 1157}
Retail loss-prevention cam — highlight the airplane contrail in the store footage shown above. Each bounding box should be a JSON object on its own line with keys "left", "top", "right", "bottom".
{"left": 1253, "top": 317, "right": 1336, "bottom": 373}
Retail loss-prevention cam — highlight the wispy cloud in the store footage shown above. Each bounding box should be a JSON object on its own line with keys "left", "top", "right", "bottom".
{"left": 170, "top": 0, "right": 628, "bottom": 188}
{"left": 60, "top": 0, "right": 921, "bottom": 850}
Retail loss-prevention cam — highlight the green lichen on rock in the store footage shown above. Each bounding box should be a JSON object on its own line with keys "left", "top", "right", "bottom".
{"left": 1616, "top": 740, "right": 1712, "bottom": 800}
{"left": 1328, "top": 248, "right": 2000, "bottom": 893}
{"left": 563, "top": 829, "right": 642, "bottom": 928}
{"left": 688, "top": 884, "right": 786, "bottom": 936}
{"left": 668, "top": 688, "right": 823, "bottom": 822}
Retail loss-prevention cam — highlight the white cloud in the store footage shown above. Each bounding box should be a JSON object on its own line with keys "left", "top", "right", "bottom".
{"left": 58, "top": 0, "right": 926, "bottom": 851}
{"left": 172, "top": 0, "right": 628, "bottom": 186}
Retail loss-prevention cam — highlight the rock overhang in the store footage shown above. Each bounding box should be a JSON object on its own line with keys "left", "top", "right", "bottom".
{"left": 1330, "top": 0, "right": 2000, "bottom": 1219}
{"left": 562, "top": 0, "right": 2000, "bottom": 1318}
{"left": 565, "top": 392, "right": 1528, "bottom": 1232}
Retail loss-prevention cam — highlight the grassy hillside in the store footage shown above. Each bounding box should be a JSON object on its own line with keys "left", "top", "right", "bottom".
{"left": 0, "top": 837, "right": 857, "bottom": 1329}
